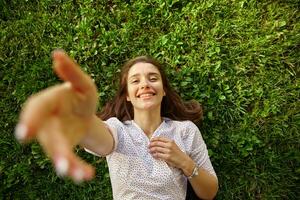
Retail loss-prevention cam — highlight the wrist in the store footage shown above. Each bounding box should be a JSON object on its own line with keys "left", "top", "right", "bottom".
{"left": 187, "top": 165, "right": 199, "bottom": 179}
{"left": 181, "top": 157, "right": 196, "bottom": 177}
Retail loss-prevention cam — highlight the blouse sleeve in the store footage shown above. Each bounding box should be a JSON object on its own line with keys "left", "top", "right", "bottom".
{"left": 184, "top": 121, "right": 217, "bottom": 177}
{"left": 104, "top": 117, "right": 122, "bottom": 152}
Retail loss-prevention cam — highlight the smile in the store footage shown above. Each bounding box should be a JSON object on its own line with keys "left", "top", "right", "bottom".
{"left": 137, "top": 93, "right": 155, "bottom": 98}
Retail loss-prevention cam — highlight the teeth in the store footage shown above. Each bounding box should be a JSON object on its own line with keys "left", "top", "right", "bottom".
{"left": 140, "top": 93, "right": 153, "bottom": 98}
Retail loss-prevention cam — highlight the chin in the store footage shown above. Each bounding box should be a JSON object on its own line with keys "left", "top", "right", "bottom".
{"left": 137, "top": 103, "right": 161, "bottom": 111}
{"left": 141, "top": 104, "right": 155, "bottom": 110}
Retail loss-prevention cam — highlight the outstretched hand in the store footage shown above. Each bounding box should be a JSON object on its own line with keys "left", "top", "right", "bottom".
{"left": 15, "top": 50, "right": 98, "bottom": 182}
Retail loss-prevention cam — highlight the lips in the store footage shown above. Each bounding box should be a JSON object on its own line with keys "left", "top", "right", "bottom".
{"left": 137, "top": 92, "right": 155, "bottom": 98}
{"left": 139, "top": 93, "right": 154, "bottom": 98}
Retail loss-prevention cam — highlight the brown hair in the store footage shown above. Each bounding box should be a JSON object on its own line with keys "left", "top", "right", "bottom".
{"left": 99, "top": 56, "right": 203, "bottom": 123}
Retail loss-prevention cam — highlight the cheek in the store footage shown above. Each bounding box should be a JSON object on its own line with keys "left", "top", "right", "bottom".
{"left": 127, "top": 86, "right": 136, "bottom": 99}
{"left": 155, "top": 83, "right": 165, "bottom": 95}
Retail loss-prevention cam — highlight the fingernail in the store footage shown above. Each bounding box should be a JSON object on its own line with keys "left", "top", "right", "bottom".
{"left": 51, "top": 49, "right": 65, "bottom": 57}
{"left": 73, "top": 168, "right": 84, "bottom": 183}
{"left": 55, "top": 157, "right": 69, "bottom": 176}
{"left": 15, "top": 124, "right": 28, "bottom": 141}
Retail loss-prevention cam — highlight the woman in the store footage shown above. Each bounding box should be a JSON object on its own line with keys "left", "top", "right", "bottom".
{"left": 15, "top": 50, "right": 218, "bottom": 199}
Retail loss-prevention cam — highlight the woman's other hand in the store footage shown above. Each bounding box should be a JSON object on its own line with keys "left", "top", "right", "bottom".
{"left": 15, "top": 50, "right": 98, "bottom": 183}
{"left": 149, "top": 137, "right": 194, "bottom": 176}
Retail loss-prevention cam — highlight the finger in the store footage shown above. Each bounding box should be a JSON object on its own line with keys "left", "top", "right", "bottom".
{"left": 15, "top": 83, "right": 73, "bottom": 141}
{"left": 149, "top": 141, "right": 168, "bottom": 148}
{"left": 52, "top": 50, "right": 96, "bottom": 94}
{"left": 149, "top": 146, "right": 170, "bottom": 154}
{"left": 149, "top": 138, "right": 174, "bottom": 149}
{"left": 37, "top": 121, "right": 95, "bottom": 182}
{"left": 152, "top": 152, "right": 170, "bottom": 161}
{"left": 69, "top": 156, "right": 95, "bottom": 183}
{"left": 150, "top": 136, "right": 172, "bottom": 143}
{"left": 54, "top": 150, "right": 95, "bottom": 182}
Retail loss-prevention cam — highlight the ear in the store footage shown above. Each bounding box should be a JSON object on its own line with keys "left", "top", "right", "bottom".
{"left": 126, "top": 96, "right": 131, "bottom": 101}
{"left": 163, "top": 90, "right": 166, "bottom": 96}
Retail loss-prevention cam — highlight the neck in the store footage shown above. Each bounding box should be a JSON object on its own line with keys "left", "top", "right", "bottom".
{"left": 133, "top": 107, "right": 162, "bottom": 138}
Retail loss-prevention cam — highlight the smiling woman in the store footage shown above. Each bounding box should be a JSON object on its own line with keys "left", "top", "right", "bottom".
{"left": 15, "top": 51, "right": 218, "bottom": 200}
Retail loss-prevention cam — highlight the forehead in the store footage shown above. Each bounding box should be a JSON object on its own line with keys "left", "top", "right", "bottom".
{"left": 128, "top": 62, "right": 161, "bottom": 78}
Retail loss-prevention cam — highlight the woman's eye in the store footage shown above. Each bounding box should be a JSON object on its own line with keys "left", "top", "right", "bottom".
{"left": 131, "top": 80, "right": 139, "bottom": 83}
{"left": 150, "top": 77, "right": 158, "bottom": 81}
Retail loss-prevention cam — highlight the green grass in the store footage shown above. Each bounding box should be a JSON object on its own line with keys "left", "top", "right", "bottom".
{"left": 1, "top": 0, "right": 299, "bottom": 199}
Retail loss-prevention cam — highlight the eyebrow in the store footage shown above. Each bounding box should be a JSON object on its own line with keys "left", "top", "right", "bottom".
{"left": 128, "top": 72, "right": 160, "bottom": 79}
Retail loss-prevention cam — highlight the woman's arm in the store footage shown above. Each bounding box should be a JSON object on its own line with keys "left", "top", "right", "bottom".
{"left": 181, "top": 158, "right": 218, "bottom": 200}
{"left": 149, "top": 137, "right": 218, "bottom": 199}
{"left": 80, "top": 115, "right": 114, "bottom": 156}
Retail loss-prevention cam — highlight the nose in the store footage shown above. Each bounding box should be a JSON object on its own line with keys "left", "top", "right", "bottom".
{"left": 140, "top": 78, "right": 149, "bottom": 89}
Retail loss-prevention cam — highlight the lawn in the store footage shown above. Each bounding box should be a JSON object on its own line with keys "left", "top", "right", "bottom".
{"left": 0, "top": 0, "right": 299, "bottom": 199}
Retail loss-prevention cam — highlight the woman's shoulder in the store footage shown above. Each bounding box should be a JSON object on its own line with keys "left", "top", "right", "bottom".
{"left": 105, "top": 117, "right": 120, "bottom": 123}
{"left": 164, "top": 118, "right": 202, "bottom": 142}
{"left": 105, "top": 117, "right": 130, "bottom": 127}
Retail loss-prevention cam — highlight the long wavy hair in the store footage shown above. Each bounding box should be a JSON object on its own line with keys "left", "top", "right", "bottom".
{"left": 99, "top": 56, "right": 203, "bottom": 123}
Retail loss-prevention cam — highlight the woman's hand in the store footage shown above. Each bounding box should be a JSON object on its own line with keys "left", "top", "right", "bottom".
{"left": 148, "top": 137, "right": 195, "bottom": 176}
{"left": 149, "top": 138, "right": 218, "bottom": 199}
{"left": 15, "top": 50, "right": 98, "bottom": 183}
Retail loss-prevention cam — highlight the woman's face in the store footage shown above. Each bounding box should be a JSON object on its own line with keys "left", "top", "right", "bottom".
{"left": 126, "top": 62, "right": 165, "bottom": 111}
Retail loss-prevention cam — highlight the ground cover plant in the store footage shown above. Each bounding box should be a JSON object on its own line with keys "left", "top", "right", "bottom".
{"left": 1, "top": 0, "right": 299, "bottom": 199}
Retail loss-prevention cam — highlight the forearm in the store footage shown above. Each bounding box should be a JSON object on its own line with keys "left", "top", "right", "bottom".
{"left": 80, "top": 115, "right": 114, "bottom": 156}
{"left": 182, "top": 158, "right": 218, "bottom": 200}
